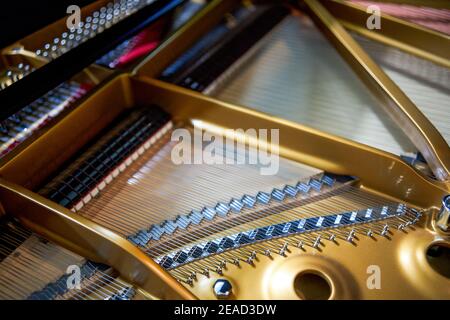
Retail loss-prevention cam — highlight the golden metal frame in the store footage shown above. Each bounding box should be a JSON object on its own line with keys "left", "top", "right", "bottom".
{"left": 186, "top": 215, "right": 450, "bottom": 299}
{"left": 133, "top": 0, "right": 450, "bottom": 183}
{"left": 2, "top": 73, "right": 447, "bottom": 206}
{"left": 0, "top": 0, "right": 449, "bottom": 300}
{"left": 0, "top": 178, "right": 195, "bottom": 300}
{"left": 0, "top": 74, "right": 448, "bottom": 299}
{"left": 0, "top": 0, "right": 230, "bottom": 169}
{"left": 301, "top": 0, "right": 450, "bottom": 182}
{"left": 319, "top": 0, "right": 450, "bottom": 68}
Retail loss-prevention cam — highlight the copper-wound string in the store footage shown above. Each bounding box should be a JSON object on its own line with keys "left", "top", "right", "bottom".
{"left": 0, "top": 223, "right": 134, "bottom": 300}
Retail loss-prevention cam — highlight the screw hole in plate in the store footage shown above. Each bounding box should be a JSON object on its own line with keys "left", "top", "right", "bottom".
{"left": 426, "top": 243, "right": 450, "bottom": 279}
{"left": 294, "top": 271, "right": 332, "bottom": 300}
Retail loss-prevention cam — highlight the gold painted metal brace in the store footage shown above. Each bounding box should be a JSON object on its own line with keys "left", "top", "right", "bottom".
{"left": 0, "top": 73, "right": 448, "bottom": 299}
{"left": 0, "top": 178, "right": 196, "bottom": 300}
{"left": 320, "top": 0, "right": 450, "bottom": 68}
{"left": 0, "top": 0, "right": 449, "bottom": 300}
{"left": 302, "top": 0, "right": 450, "bottom": 181}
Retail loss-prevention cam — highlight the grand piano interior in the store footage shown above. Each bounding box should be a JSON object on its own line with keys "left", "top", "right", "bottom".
{"left": 0, "top": 0, "right": 449, "bottom": 300}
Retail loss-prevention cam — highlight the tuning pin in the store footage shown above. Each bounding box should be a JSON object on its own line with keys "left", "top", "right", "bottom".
{"left": 0, "top": 122, "right": 9, "bottom": 134}
{"left": 313, "top": 235, "right": 322, "bottom": 249}
{"left": 9, "top": 114, "right": 21, "bottom": 124}
{"left": 279, "top": 242, "right": 289, "bottom": 256}
{"left": 347, "top": 229, "right": 355, "bottom": 242}
{"left": 297, "top": 240, "right": 304, "bottom": 249}
{"left": 246, "top": 253, "right": 256, "bottom": 265}
{"left": 215, "top": 266, "right": 223, "bottom": 275}
{"left": 381, "top": 225, "right": 389, "bottom": 237}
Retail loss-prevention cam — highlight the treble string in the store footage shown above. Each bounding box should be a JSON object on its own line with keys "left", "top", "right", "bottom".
{"left": 0, "top": 219, "right": 136, "bottom": 300}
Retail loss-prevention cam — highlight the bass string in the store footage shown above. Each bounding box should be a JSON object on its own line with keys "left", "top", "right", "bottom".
{"left": 0, "top": 257, "right": 71, "bottom": 299}
{"left": 56, "top": 265, "right": 109, "bottom": 300}
{"left": 0, "top": 223, "right": 31, "bottom": 259}
{"left": 27, "top": 257, "right": 132, "bottom": 300}
{"left": 82, "top": 264, "right": 133, "bottom": 297}
{"left": 0, "top": 235, "right": 83, "bottom": 299}
{"left": 62, "top": 265, "right": 129, "bottom": 300}
{"left": 0, "top": 224, "right": 134, "bottom": 300}
{"left": 0, "top": 225, "right": 130, "bottom": 300}
{"left": 45, "top": 263, "right": 132, "bottom": 301}
{"left": 1, "top": 252, "right": 130, "bottom": 300}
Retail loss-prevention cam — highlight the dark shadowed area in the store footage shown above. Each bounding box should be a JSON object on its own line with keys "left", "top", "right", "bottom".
{"left": 0, "top": 0, "right": 95, "bottom": 48}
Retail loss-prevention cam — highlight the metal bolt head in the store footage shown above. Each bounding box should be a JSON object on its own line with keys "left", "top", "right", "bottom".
{"left": 213, "top": 279, "right": 232, "bottom": 299}
{"left": 437, "top": 195, "right": 450, "bottom": 232}
{"left": 443, "top": 195, "right": 450, "bottom": 211}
